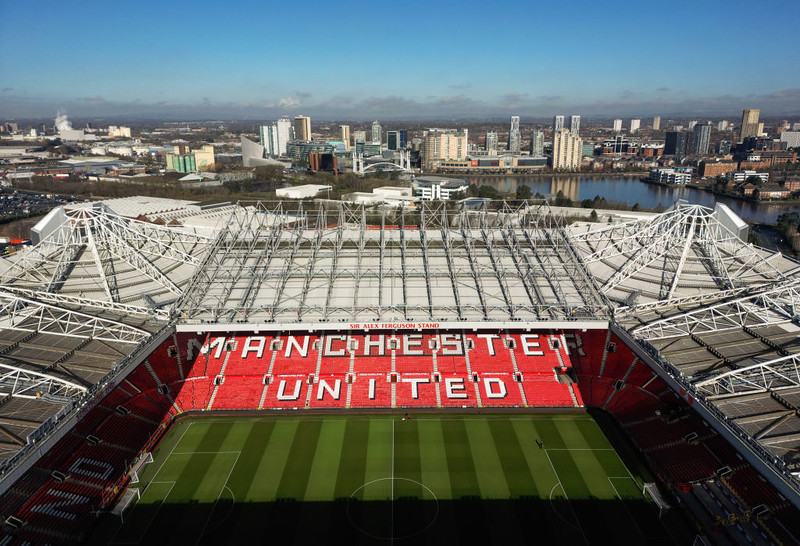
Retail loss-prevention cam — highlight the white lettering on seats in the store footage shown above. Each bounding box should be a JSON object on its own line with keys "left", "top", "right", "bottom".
{"left": 276, "top": 379, "right": 302, "bottom": 400}
{"left": 476, "top": 334, "right": 500, "bottom": 356}
{"left": 440, "top": 333, "right": 462, "bottom": 355}
{"left": 68, "top": 457, "right": 114, "bottom": 481}
{"left": 363, "top": 335, "right": 385, "bottom": 356}
{"left": 324, "top": 335, "right": 347, "bottom": 357}
{"left": 445, "top": 377, "right": 467, "bottom": 399}
{"left": 369, "top": 378, "right": 376, "bottom": 399}
{"left": 199, "top": 337, "right": 226, "bottom": 359}
{"left": 317, "top": 379, "right": 341, "bottom": 400}
{"left": 31, "top": 489, "right": 90, "bottom": 521}
{"left": 401, "top": 377, "right": 429, "bottom": 398}
{"left": 241, "top": 336, "right": 267, "bottom": 359}
{"left": 285, "top": 336, "right": 310, "bottom": 358}
{"left": 483, "top": 378, "right": 508, "bottom": 399}
{"left": 403, "top": 334, "right": 424, "bottom": 355}
{"left": 520, "top": 335, "right": 545, "bottom": 356}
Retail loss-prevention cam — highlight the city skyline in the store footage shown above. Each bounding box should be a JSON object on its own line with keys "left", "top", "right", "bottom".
{"left": 1, "top": 0, "right": 799, "bottom": 120}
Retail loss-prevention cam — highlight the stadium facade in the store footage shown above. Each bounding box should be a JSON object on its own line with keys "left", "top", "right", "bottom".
{"left": 0, "top": 197, "right": 799, "bottom": 543}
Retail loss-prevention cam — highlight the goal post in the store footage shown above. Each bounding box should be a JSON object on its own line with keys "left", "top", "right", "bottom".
{"left": 111, "top": 487, "right": 140, "bottom": 523}
{"left": 129, "top": 452, "right": 154, "bottom": 484}
{"left": 643, "top": 482, "right": 670, "bottom": 517}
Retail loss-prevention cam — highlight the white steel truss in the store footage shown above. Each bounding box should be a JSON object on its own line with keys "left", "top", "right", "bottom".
{"left": 0, "top": 291, "right": 151, "bottom": 344}
{"left": 630, "top": 280, "right": 800, "bottom": 340}
{"left": 0, "top": 362, "right": 87, "bottom": 401}
{"left": 573, "top": 203, "right": 794, "bottom": 301}
{"left": 695, "top": 354, "right": 800, "bottom": 398}
{"left": 175, "top": 200, "right": 609, "bottom": 325}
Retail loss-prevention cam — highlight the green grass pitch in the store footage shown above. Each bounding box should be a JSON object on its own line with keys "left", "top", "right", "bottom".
{"left": 98, "top": 413, "right": 685, "bottom": 545}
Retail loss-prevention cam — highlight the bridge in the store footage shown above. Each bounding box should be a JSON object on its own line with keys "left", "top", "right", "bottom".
{"left": 352, "top": 150, "right": 412, "bottom": 175}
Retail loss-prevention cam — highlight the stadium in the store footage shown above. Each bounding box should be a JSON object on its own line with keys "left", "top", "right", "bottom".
{"left": 0, "top": 197, "right": 799, "bottom": 544}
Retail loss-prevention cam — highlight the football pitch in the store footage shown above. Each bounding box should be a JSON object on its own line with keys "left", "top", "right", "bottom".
{"left": 101, "top": 413, "right": 685, "bottom": 545}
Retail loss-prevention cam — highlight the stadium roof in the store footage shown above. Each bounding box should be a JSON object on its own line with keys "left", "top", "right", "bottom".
{"left": 1, "top": 197, "right": 800, "bottom": 496}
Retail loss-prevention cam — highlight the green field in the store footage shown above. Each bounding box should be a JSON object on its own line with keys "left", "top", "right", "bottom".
{"left": 98, "top": 413, "right": 686, "bottom": 545}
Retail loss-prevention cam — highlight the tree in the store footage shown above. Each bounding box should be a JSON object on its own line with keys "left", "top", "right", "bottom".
{"left": 478, "top": 185, "right": 500, "bottom": 199}
{"left": 745, "top": 175, "right": 764, "bottom": 187}
{"left": 590, "top": 209, "right": 599, "bottom": 221}
{"left": 515, "top": 185, "right": 531, "bottom": 200}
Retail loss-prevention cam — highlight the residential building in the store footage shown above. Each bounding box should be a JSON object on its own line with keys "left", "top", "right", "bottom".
{"left": 371, "top": 120, "right": 382, "bottom": 145}
{"left": 340, "top": 125, "right": 351, "bottom": 152}
{"left": 652, "top": 116, "right": 661, "bottom": 131}
{"left": 699, "top": 160, "right": 737, "bottom": 178}
{"left": 727, "top": 170, "right": 769, "bottom": 184}
{"left": 353, "top": 130, "right": 367, "bottom": 143}
{"left": 422, "top": 130, "right": 468, "bottom": 169}
{"left": 691, "top": 124, "right": 712, "bottom": 155}
{"left": 718, "top": 120, "right": 729, "bottom": 131}
{"left": 612, "top": 119, "right": 622, "bottom": 132}
{"left": 664, "top": 131, "right": 689, "bottom": 156}
{"left": 688, "top": 120, "right": 697, "bottom": 131}
{"left": 294, "top": 115, "right": 311, "bottom": 142}
{"left": 569, "top": 115, "right": 580, "bottom": 136}
{"left": 509, "top": 116, "right": 521, "bottom": 154}
{"left": 553, "top": 115, "right": 564, "bottom": 134}
{"left": 387, "top": 131, "right": 399, "bottom": 151}
{"left": 485, "top": 131, "right": 499, "bottom": 154}
{"left": 717, "top": 140, "right": 732, "bottom": 155}
{"left": 739, "top": 109, "right": 760, "bottom": 142}
{"left": 649, "top": 167, "right": 691, "bottom": 185}
{"left": 630, "top": 119, "right": 641, "bottom": 134}
{"left": 530, "top": 131, "right": 544, "bottom": 156}
{"left": 552, "top": 129, "right": 582, "bottom": 170}
{"left": 779, "top": 131, "right": 800, "bottom": 149}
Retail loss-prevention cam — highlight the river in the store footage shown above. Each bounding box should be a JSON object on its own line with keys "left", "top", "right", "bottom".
{"left": 468, "top": 175, "right": 800, "bottom": 225}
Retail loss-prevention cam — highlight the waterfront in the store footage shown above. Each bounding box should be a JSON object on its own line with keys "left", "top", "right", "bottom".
{"left": 469, "top": 175, "right": 800, "bottom": 225}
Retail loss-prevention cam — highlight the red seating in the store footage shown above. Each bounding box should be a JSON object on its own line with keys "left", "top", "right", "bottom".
{"left": 211, "top": 375, "right": 266, "bottom": 410}
{"left": 307, "top": 374, "right": 350, "bottom": 408}
{"left": 349, "top": 374, "right": 392, "bottom": 408}
{"left": 260, "top": 375, "right": 311, "bottom": 409}
{"left": 223, "top": 335, "right": 277, "bottom": 376}
{"left": 478, "top": 373, "right": 525, "bottom": 407}
{"left": 270, "top": 334, "right": 320, "bottom": 375}
{"left": 521, "top": 380, "right": 575, "bottom": 406}
{"left": 466, "top": 333, "right": 515, "bottom": 373}
{"left": 395, "top": 373, "right": 438, "bottom": 407}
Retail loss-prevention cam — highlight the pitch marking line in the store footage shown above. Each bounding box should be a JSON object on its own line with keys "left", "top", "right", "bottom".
{"left": 109, "top": 481, "right": 175, "bottom": 545}
{"left": 544, "top": 449, "right": 590, "bottom": 546}
{"left": 147, "top": 421, "right": 194, "bottom": 484}
{"left": 196, "top": 451, "right": 241, "bottom": 545}
{"left": 607, "top": 477, "right": 658, "bottom": 541}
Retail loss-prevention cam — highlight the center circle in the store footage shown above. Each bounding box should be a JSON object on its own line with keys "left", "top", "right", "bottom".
{"left": 346, "top": 478, "right": 439, "bottom": 540}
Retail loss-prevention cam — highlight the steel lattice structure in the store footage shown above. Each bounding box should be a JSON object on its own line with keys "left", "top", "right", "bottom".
{"left": 2, "top": 197, "right": 800, "bottom": 500}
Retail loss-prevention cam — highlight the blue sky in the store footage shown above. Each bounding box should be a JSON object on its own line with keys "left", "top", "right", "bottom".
{"left": 1, "top": 0, "right": 799, "bottom": 119}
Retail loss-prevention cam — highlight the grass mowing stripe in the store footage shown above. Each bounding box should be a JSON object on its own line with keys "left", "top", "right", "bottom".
{"left": 556, "top": 418, "right": 592, "bottom": 449}
{"left": 225, "top": 421, "right": 274, "bottom": 496}
{"left": 333, "top": 419, "right": 371, "bottom": 499}
{"left": 394, "top": 418, "right": 425, "bottom": 498}
{"left": 245, "top": 419, "right": 298, "bottom": 501}
{"left": 594, "top": 448, "right": 635, "bottom": 480}
{"left": 488, "top": 419, "right": 539, "bottom": 498}
{"left": 464, "top": 419, "right": 510, "bottom": 499}
{"left": 359, "top": 418, "right": 392, "bottom": 500}
{"left": 274, "top": 419, "right": 323, "bottom": 500}
{"left": 568, "top": 450, "right": 617, "bottom": 500}
{"left": 166, "top": 422, "right": 233, "bottom": 500}
{"left": 511, "top": 419, "right": 559, "bottom": 496}
{"left": 303, "top": 419, "right": 347, "bottom": 501}
{"left": 441, "top": 419, "right": 480, "bottom": 499}
{"left": 418, "top": 419, "right": 453, "bottom": 499}
{"left": 576, "top": 417, "right": 612, "bottom": 446}
{"left": 535, "top": 418, "right": 568, "bottom": 449}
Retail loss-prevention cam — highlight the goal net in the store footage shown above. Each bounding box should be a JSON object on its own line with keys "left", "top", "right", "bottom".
{"left": 643, "top": 482, "right": 670, "bottom": 517}
{"left": 129, "top": 452, "right": 154, "bottom": 484}
{"left": 111, "top": 487, "right": 140, "bottom": 523}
